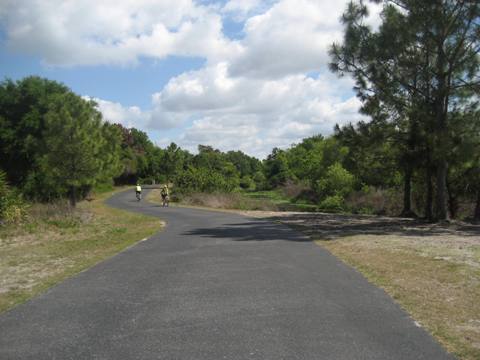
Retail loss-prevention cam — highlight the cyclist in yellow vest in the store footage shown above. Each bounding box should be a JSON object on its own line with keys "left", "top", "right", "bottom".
{"left": 135, "top": 183, "right": 142, "bottom": 200}
{"left": 161, "top": 184, "right": 169, "bottom": 207}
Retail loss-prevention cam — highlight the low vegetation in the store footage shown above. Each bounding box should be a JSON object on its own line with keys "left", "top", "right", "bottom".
{"left": 0, "top": 188, "right": 163, "bottom": 313}
{"left": 147, "top": 187, "right": 318, "bottom": 212}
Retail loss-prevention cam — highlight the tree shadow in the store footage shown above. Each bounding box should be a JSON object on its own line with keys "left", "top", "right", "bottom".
{"left": 182, "top": 220, "right": 311, "bottom": 242}
{"left": 264, "top": 213, "right": 480, "bottom": 240}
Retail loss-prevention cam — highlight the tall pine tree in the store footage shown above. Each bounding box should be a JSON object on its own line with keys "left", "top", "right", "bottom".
{"left": 330, "top": 0, "right": 480, "bottom": 220}
{"left": 42, "top": 93, "right": 105, "bottom": 206}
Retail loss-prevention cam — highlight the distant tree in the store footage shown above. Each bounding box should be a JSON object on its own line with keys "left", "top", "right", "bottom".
{"left": 97, "top": 122, "right": 123, "bottom": 186}
{"left": 225, "top": 150, "right": 262, "bottom": 178}
{"left": 113, "top": 124, "right": 156, "bottom": 184}
{"left": 162, "top": 142, "right": 186, "bottom": 182}
{"left": 263, "top": 148, "right": 294, "bottom": 188}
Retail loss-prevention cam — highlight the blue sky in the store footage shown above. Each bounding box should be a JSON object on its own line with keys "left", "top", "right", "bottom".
{"left": 0, "top": 51, "right": 205, "bottom": 108}
{"left": 0, "top": 0, "right": 377, "bottom": 158}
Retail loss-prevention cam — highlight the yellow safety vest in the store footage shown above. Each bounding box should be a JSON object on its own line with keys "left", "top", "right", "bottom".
{"left": 136, "top": 185, "right": 141, "bottom": 192}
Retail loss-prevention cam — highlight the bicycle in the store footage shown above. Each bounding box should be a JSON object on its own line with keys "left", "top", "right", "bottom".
{"left": 162, "top": 194, "right": 169, "bottom": 207}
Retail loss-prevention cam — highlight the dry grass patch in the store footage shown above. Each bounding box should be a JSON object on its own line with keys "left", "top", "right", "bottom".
{"left": 270, "top": 212, "right": 479, "bottom": 359}
{"left": 0, "top": 188, "right": 163, "bottom": 313}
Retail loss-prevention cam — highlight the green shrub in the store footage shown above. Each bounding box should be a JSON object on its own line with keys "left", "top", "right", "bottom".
{"left": 239, "top": 176, "right": 255, "bottom": 190}
{"left": 175, "top": 166, "right": 239, "bottom": 194}
{"left": 93, "top": 181, "right": 115, "bottom": 194}
{"left": 315, "top": 162, "right": 355, "bottom": 198}
{"left": 0, "top": 171, "right": 28, "bottom": 224}
{"left": 318, "top": 194, "right": 345, "bottom": 212}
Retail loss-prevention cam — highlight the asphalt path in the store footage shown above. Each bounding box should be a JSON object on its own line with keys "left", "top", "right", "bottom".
{"left": 0, "top": 189, "right": 454, "bottom": 359}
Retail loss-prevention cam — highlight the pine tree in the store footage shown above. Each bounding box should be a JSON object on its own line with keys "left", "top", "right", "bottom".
{"left": 42, "top": 93, "right": 105, "bottom": 206}
{"left": 330, "top": 0, "right": 480, "bottom": 220}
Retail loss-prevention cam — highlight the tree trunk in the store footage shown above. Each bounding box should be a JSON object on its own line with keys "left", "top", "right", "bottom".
{"left": 435, "top": 160, "right": 449, "bottom": 220}
{"left": 425, "top": 167, "right": 433, "bottom": 221}
{"left": 69, "top": 186, "right": 77, "bottom": 207}
{"left": 433, "top": 25, "right": 449, "bottom": 221}
{"left": 433, "top": 99, "right": 449, "bottom": 221}
{"left": 401, "top": 165, "right": 416, "bottom": 217}
{"left": 446, "top": 180, "right": 458, "bottom": 219}
{"left": 474, "top": 191, "right": 480, "bottom": 222}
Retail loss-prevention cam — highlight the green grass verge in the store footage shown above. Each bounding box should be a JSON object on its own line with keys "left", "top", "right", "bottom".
{"left": 243, "top": 190, "right": 317, "bottom": 211}
{"left": 0, "top": 188, "right": 163, "bottom": 314}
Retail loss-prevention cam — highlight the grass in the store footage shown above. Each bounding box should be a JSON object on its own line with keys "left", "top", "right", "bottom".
{"left": 0, "top": 187, "right": 163, "bottom": 314}
{"left": 150, "top": 188, "right": 317, "bottom": 212}
{"left": 316, "top": 234, "right": 480, "bottom": 360}
{"left": 243, "top": 189, "right": 289, "bottom": 203}
{"left": 148, "top": 189, "right": 280, "bottom": 211}
{"left": 243, "top": 189, "right": 317, "bottom": 211}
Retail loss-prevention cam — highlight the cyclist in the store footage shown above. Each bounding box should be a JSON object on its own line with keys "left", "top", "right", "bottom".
{"left": 135, "top": 183, "right": 142, "bottom": 201}
{"left": 161, "top": 184, "right": 169, "bottom": 207}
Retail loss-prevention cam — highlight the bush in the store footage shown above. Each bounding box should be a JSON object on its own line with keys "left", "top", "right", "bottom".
{"left": 0, "top": 171, "right": 28, "bottom": 224}
{"left": 252, "top": 171, "right": 267, "bottom": 190}
{"left": 345, "top": 187, "right": 403, "bottom": 216}
{"left": 314, "top": 162, "right": 355, "bottom": 198}
{"left": 280, "top": 180, "right": 308, "bottom": 199}
{"left": 239, "top": 176, "right": 255, "bottom": 190}
{"left": 175, "top": 166, "right": 239, "bottom": 194}
{"left": 93, "top": 181, "right": 114, "bottom": 194}
{"left": 318, "top": 194, "right": 345, "bottom": 212}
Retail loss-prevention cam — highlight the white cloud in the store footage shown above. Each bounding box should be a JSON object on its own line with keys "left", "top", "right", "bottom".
{"left": 227, "top": 0, "right": 346, "bottom": 79}
{"left": 147, "top": 63, "right": 366, "bottom": 158}
{"left": 92, "top": 98, "right": 151, "bottom": 128}
{"left": 2, "top": 0, "right": 241, "bottom": 66}
{"left": 1, "top": 0, "right": 380, "bottom": 70}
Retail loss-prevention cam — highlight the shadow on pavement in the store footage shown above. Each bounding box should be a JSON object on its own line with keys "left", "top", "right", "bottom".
{"left": 264, "top": 213, "right": 480, "bottom": 240}
{"left": 183, "top": 220, "right": 311, "bottom": 242}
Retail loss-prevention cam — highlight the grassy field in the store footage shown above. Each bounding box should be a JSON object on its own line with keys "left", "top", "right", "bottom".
{"left": 0, "top": 188, "right": 163, "bottom": 314}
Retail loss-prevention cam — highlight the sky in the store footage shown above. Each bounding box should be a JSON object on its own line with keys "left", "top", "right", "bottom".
{"left": 0, "top": 0, "right": 381, "bottom": 159}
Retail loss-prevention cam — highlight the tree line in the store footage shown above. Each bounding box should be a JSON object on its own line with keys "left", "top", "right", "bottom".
{"left": 0, "top": 72, "right": 478, "bottom": 221}
{"left": 0, "top": 76, "right": 263, "bottom": 207}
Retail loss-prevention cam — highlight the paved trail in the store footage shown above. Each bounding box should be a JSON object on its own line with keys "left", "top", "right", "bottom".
{"left": 0, "top": 190, "right": 454, "bottom": 359}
